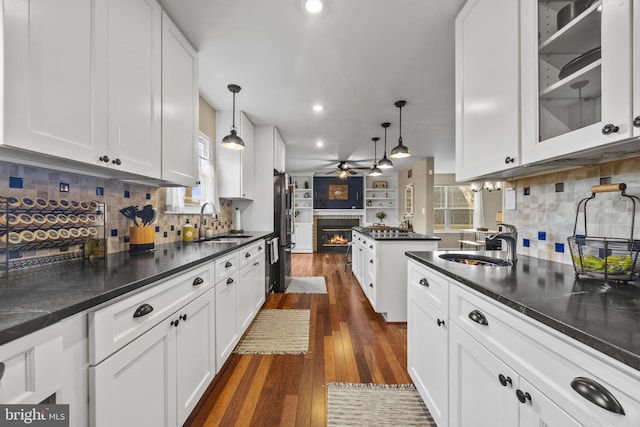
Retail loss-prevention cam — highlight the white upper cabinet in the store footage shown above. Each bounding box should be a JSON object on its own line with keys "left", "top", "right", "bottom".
{"left": 216, "top": 111, "right": 255, "bottom": 199}
{"left": 161, "top": 12, "right": 199, "bottom": 187}
{"left": 634, "top": 0, "right": 640, "bottom": 138}
{"left": 105, "top": 0, "right": 162, "bottom": 178}
{"left": 3, "top": 0, "right": 108, "bottom": 164}
{"left": 520, "top": 0, "right": 633, "bottom": 164}
{"left": 455, "top": 0, "right": 521, "bottom": 182}
{"left": 274, "top": 127, "right": 286, "bottom": 173}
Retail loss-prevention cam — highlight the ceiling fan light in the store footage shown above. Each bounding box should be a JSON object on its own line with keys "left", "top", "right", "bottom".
{"left": 222, "top": 84, "right": 245, "bottom": 150}
{"left": 221, "top": 129, "right": 245, "bottom": 150}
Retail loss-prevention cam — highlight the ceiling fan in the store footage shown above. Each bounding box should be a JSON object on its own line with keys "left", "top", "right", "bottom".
{"left": 318, "top": 160, "right": 372, "bottom": 178}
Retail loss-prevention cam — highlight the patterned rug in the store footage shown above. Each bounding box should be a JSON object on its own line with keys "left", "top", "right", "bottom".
{"left": 234, "top": 309, "right": 310, "bottom": 354}
{"left": 285, "top": 276, "right": 327, "bottom": 294}
{"left": 326, "top": 383, "right": 436, "bottom": 426}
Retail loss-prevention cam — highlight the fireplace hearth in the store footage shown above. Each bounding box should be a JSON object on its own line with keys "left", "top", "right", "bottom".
{"left": 316, "top": 218, "right": 360, "bottom": 253}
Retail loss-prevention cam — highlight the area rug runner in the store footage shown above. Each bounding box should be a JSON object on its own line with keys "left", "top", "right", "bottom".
{"left": 285, "top": 276, "right": 327, "bottom": 294}
{"left": 326, "top": 383, "right": 436, "bottom": 426}
{"left": 234, "top": 309, "right": 310, "bottom": 354}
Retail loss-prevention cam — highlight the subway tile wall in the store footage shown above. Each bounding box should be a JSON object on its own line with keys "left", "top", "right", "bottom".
{"left": 0, "top": 161, "right": 234, "bottom": 254}
{"left": 504, "top": 156, "right": 640, "bottom": 265}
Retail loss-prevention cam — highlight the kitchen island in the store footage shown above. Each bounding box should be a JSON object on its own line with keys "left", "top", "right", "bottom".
{"left": 351, "top": 227, "right": 440, "bottom": 321}
{"left": 406, "top": 250, "right": 640, "bottom": 427}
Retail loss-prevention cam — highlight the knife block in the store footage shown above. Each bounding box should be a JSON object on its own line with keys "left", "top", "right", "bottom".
{"left": 129, "top": 225, "right": 154, "bottom": 252}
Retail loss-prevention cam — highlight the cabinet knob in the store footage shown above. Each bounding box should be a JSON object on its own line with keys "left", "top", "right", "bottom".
{"left": 369, "top": 259, "right": 374, "bottom": 264}
{"left": 226, "top": 277, "right": 234, "bottom": 285}
{"left": 369, "top": 283, "right": 374, "bottom": 288}
{"left": 498, "top": 374, "right": 512, "bottom": 387}
{"left": 133, "top": 303, "right": 153, "bottom": 318}
{"left": 504, "top": 156, "right": 515, "bottom": 164}
{"left": 437, "top": 319, "right": 445, "bottom": 327}
{"left": 419, "top": 278, "right": 429, "bottom": 287}
{"left": 516, "top": 389, "right": 532, "bottom": 404}
{"left": 112, "top": 158, "right": 122, "bottom": 165}
{"left": 601, "top": 124, "right": 619, "bottom": 135}
{"left": 0, "top": 362, "right": 5, "bottom": 382}
{"left": 468, "top": 309, "right": 488, "bottom": 326}
{"left": 99, "top": 155, "right": 110, "bottom": 163}
{"left": 245, "top": 252, "right": 251, "bottom": 258}
{"left": 369, "top": 245, "right": 373, "bottom": 249}
{"left": 633, "top": 116, "right": 640, "bottom": 128}
{"left": 225, "top": 261, "right": 233, "bottom": 268}
{"left": 170, "top": 319, "right": 180, "bottom": 327}
{"left": 179, "top": 314, "right": 187, "bottom": 322}
{"left": 192, "top": 277, "right": 204, "bottom": 286}
{"left": 571, "top": 377, "right": 625, "bottom": 415}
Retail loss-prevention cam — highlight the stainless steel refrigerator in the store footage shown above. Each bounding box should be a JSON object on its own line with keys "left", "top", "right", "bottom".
{"left": 268, "top": 171, "right": 294, "bottom": 292}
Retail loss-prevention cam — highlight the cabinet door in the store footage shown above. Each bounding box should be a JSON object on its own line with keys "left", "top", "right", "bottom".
{"left": 518, "top": 376, "right": 581, "bottom": 427}
{"left": 293, "top": 223, "right": 313, "bottom": 252}
{"left": 365, "top": 252, "right": 377, "bottom": 310}
{"left": 407, "top": 286, "right": 448, "bottom": 427}
{"left": 251, "top": 254, "right": 266, "bottom": 313}
{"left": 455, "top": 0, "right": 521, "bottom": 181}
{"left": 521, "top": 0, "right": 633, "bottom": 163}
{"left": 91, "top": 320, "right": 176, "bottom": 427}
{"left": 240, "top": 112, "right": 255, "bottom": 199}
{"left": 3, "top": 0, "right": 107, "bottom": 164}
{"left": 215, "top": 272, "right": 239, "bottom": 371}
{"left": 238, "top": 264, "right": 255, "bottom": 334}
{"left": 106, "top": 0, "right": 162, "bottom": 178}
{"left": 161, "top": 12, "right": 198, "bottom": 187}
{"left": 273, "top": 128, "right": 286, "bottom": 173}
{"left": 175, "top": 290, "right": 216, "bottom": 425}
{"left": 449, "top": 323, "right": 518, "bottom": 427}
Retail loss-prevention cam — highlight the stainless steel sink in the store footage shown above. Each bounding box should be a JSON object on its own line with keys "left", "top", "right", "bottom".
{"left": 439, "top": 253, "right": 512, "bottom": 267}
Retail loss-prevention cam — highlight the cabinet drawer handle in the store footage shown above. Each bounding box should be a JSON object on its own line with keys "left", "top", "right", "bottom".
{"left": 0, "top": 362, "right": 4, "bottom": 382}
{"left": 437, "top": 319, "right": 445, "bottom": 327}
{"left": 498, "top": 374, "right": 512, "bottom": 387}
{"left": 225, "top": 261, "right": 233, "bottom": 268}
{"left": 179, "top": 314, "right": 187, "bottom": 321}
{"left": 601, "top": 123, "right": 619, "bottom": 135}
{"left": 133, "top": 303, "right": 153, "bottom": 318}
{"left": 571, "top": 377, "right": 625, "bottom": 415}
{"left": 633, "top": 116, "right": 640, "bottom": 128}
{"left": 226, "top": 277, "right": 234, "bottom": 285}
{"left": 419, "top": 278, "right": 429, "bottom": 287}
{"left": 171, "top": 319, "right": 180, "bottom": 327}
{"left": 468, "top": 309, "right": 488, "bottom": 325}
{"left": 516, "top": 389, "right": 531, "bottom": 404}
{"left": 193, "top": 277, "right": 204, "bottom": 286}
{"left": 245, "top": 252, "right": 251, "bottom": 258}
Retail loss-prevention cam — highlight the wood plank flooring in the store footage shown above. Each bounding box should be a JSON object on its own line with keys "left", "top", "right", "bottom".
{"left": 185, "top": 253, "right": 411, "bottom": 426}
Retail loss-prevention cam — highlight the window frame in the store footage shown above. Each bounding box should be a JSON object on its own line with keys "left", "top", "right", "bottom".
{"left": 433, "top": 185, "right": 475, "bottom": 231}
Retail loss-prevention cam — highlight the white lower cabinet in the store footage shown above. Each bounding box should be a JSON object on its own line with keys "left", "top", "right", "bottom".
{"left": 408, "top": 259, "right": 640, "bottom": 427}
{"left": 292, "top": 223, "right": 313, "bottom": 253}
{"left": 90, "top": 287, "right": 215, "bottom": 427}
{"left": 215, "top": 271, "right": 240, "bottom": 371}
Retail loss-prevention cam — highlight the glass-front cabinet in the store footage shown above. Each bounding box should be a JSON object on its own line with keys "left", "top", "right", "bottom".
{"left": 521, "top": 0, "right": 633, "bottom": 164}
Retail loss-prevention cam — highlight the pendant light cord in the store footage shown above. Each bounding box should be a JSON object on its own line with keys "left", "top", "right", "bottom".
{"left": 398, "top": 104, "right": 402, "bottom": 143}
{"left": 231, "top": 92, "right": 237, "bottom": 131}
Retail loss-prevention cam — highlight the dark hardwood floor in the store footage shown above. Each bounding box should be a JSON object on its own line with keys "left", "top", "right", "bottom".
{"left": 185, "top": 253, "right": 411, "bottom": 426}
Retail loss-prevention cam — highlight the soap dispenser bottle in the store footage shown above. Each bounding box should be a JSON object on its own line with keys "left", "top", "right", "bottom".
{"left": 183, "top": 218, "right": 194, "bottom": 241}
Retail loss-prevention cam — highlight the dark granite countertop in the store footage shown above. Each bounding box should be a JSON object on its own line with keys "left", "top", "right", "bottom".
{"left": 406, "top": 250, "right": 640, "bottom": 372}
{"left": 0, "top": 231, "right": 273, "bottom": 346}
{"left": 353, "top": 227, "right": 441, "bottom": 241}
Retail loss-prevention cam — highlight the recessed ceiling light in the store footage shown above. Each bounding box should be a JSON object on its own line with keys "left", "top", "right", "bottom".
{"left": 312, "top": 104, "right": 324, "bottom": 112}
{"left": 304, "top": 0, "right": 323, "bottom": 14}
{"left": 315, "top": 141, "right": 324, "bottom": 147}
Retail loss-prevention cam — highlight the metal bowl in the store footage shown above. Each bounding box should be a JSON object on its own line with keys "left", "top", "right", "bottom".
{"left": 559, "top": 47, "right": 601, "bottom": 80}
{"left": 557, "top": 0, "right": 595, "bottom": 31}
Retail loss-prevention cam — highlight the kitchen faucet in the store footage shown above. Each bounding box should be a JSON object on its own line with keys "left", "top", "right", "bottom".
{"left": 199, "top": 201, "right": 218, "bottom": 241}
{"left": 488, "top": 223, "right": 518, "bottom": 262}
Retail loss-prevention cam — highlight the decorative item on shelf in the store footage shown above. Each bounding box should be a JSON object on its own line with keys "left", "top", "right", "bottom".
{"left": 373, "top": 181, "right": 387, "bottom": 189}
{"left": 294, "top": 210, "right": 301, "bottom": 218}
{"left": 375, "top": 211, "right": 387, "bottom": 222}
{"left": 367, "top": 200, "right": 372, "bottom": 207}
{"left": 304, "top": 192, "right": 310, "bottom": 198}
{"left": 304, "top": 180, "right": 309, "bottom": 189}
{"left": 221, "top": 84, "right": 245, "bottom": 150}
{"left": 390, "top": 100, "right": 411, "bottom": 158}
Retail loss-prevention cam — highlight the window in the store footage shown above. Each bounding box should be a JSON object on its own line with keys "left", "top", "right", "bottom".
{"left": 434, "top": 185, "right": 474, "bottom": 230}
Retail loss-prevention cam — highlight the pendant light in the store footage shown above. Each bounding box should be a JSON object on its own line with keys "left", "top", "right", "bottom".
{"left": 368, "top": 137, "right": 383, "bottom": 176}
{"left": 221, "top": 84, "right": 245, "bottom": 150}
{"left": 378, "top": 122, "right": 393, "bottom": 169}
{"left": 390, "top": 100, "right": 411, "bottom": 158}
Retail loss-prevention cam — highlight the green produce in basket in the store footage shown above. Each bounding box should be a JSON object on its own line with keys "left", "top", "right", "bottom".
{"left": 573, "top": 254, "right": 635, "bottom": 275}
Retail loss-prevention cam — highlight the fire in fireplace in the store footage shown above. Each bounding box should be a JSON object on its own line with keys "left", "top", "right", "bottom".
{"left": 316, "top": 218, "right": 360, "bottom": 253}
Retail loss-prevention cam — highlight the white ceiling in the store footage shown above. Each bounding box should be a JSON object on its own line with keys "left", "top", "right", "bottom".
{"left": 157, "top": 0, "right": 465, "bottom": 175}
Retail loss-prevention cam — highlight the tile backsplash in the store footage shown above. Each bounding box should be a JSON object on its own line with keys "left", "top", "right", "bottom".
{"left": 0, "top": 161, "right": 234, "bottom": 254}
{"left": 504, "top": 156, "right": 640, "bottom": 265}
